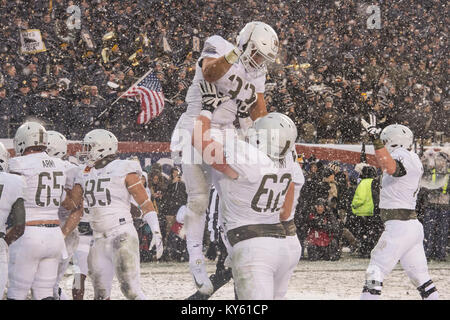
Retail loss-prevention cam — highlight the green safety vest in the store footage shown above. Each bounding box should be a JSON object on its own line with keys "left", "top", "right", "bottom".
{"left": 432, "top": 168, "right": 449, "bottom": 194}
{"left": 351, "top": 178, "right": 374, "bottom": 217}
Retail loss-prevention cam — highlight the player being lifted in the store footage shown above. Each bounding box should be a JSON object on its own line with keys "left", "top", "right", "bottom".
{"left": 67, "top": 129, "right": 163, "bottom": 300}
{"left": 360, "top": 114, "right": 439, "bottom": 300}
{"left": 0, "top": 142, "right": 26, "bottom": 297}
{"left": 7, "top": 122, "right": 83, "bottom": 300}
{"left": 192, "top": 81, "right": 298, "bottom": 299}
{"left": 170, "top": 21, "right": 279, "bottom": 294}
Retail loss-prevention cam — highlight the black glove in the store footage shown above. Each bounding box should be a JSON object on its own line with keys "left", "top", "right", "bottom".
{"left": 199, "top": 80, "right": 230, "bottom": 113}
{"left": 236, "top": 91, "right": 257, "bottom": 118}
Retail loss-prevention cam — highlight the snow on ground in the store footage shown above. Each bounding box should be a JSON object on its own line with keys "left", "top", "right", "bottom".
{"left": 59, "top": 253, "right": 450, "bottom": 300}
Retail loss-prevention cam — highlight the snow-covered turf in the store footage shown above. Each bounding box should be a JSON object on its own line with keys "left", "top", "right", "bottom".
{"left": 59, "top": 253, "right": 450, "bottom": 300}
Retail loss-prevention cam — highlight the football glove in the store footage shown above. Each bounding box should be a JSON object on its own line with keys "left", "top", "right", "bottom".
{"left": 149, "top": 231, "right": 164, "bottom": 260}
{"left": 236, "top": 91, "right": 257, "bottom": 118}
{"left": 361, "top": 113, "right": 381, "bottom": 140}
{"left": 199, "top": 80, "right": 230, "bottom": 114}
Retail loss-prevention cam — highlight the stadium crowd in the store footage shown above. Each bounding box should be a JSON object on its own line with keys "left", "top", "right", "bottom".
{"left": 0, "top": 0, "right": 448, "bottom": 144}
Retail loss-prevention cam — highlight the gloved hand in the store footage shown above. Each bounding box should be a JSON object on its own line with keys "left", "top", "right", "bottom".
{"left": 199, "top": 80, "right": 230, "bottom": 114}
{"left": 361, "top": 113, "right": 384, "bottom": 149}
{"left": 361, "top": 113, "right": 381, "bottom": 140}
{"left": 149, "top": 231, "right": 163, "bottom": 260}
{"left": 236, "top": 91, "right": 257, "bottom": 118}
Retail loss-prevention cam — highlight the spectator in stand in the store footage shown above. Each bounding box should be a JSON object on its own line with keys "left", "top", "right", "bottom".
{"left": 306, "top": 198, "right": 341, "bottom": 261}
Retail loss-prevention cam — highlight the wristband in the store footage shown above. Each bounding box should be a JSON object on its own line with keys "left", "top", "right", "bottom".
{"left": 143, "top": 211, "right": 161, "bottom": 234}
{"left": 224, "top": 47, "right": 242, "bottom": 64}
{"left": 372, "top": 138, "right": 385, "bottom": 150}
{"left": 200, "top": 110, "right": 213, "bottom": 120}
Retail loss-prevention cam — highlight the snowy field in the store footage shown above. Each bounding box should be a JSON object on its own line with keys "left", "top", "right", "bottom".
{"left": 59, "top": 253, "right": 450, "bottom": 300}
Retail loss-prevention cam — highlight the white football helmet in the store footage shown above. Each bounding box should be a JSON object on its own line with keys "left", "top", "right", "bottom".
{"left": 47, "top": 130, "right": 67, "bottom": 158}
{"left": 0, "top": 142, "right": 10, "bottom": 172}
{"left": 380, "top": 124, "right": 414, "bottom": 153}
{"left": 247, "top": 112, "right": 298, "bottom": 160}
{"left": 13, "top": 121, "right": 48, "bottom": 156}
{"left": 237, "top": 21, "right": 279, "bottom": 73}
{"left": 82, "top": 129, "right": 118, "bottom": 165}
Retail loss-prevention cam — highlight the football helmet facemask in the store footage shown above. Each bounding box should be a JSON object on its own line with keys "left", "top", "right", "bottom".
{"left": 236, "top": 21, "right": 279, "bottom": 73}
{"left": 82, "top": 129, "right": 118, "bottom": 166}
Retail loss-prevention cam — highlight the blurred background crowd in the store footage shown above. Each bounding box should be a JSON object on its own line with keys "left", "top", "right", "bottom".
{"left": 0, "top": 0, "right": 448, "bottom": 144}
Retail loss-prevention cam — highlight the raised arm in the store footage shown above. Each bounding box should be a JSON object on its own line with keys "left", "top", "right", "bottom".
{"left": 361, "top": 114, "right": 397, "bottom": 175}
{"left": 201, "top": 46, "right": 242, "bottom": 82}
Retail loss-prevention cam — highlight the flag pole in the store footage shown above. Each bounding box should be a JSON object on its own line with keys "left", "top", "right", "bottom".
{"left": 91, "top": 68, "right": 154, "bottom": 125}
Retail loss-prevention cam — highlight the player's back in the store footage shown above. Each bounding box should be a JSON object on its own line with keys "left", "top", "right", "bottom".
{"left": 9, "top": 152, "right": 67, "bottom": 223}
{"left": 0, "top": 172, "right": 25, "bottom": 233}
{"left": 76, "top": 159, "right": 142, "bottom": 234}
{"left": 217, "top": 140, "right": 291, "bottom": 233}
{"left": 380, "top": 148, "right": 423, "bottom": 210}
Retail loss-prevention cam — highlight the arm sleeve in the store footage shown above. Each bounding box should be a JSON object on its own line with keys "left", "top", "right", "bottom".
{"left": 200, "top": 36, "right": 228, "bottom": 60}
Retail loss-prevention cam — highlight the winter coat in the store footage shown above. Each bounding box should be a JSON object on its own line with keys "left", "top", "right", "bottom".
{"left": 306, "top": 210, "right": 340, "bottom": 247}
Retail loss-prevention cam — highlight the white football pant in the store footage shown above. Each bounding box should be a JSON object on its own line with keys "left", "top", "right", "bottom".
{"left": 88, "top": 223, "right": 145, "bottom": 300}
{"left": 8, "top": 226, "right": 65, "bottom": 300}
{"left": 274, "top": 235, "right": 301, "bottom": 300}
{"left": 362, "top": 220, "right": 438, "bottom": 299}
{"left": 181, "top": 162, "right": 212, "bottom": 262}
{"left": 232, "top": 237, "right": 291, "bottom": 300}
{"left": 0, "top": 238, "right": 8, "bottom": 298}
{"left": 53, "top": 228, "right": 79, "bottom": 298}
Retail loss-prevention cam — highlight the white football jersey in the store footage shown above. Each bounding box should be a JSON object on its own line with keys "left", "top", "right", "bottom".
{"left": 9, "top": 152, "right": 68, "bottom": 222}
{"left": 215, "top": 139, "right": 290, "bottom": 233}
{"left": 0, "top": 172, "right": 25, "bottom": 233}
{"left": 171, "top": 35, "right": 266, "bottom": 151}
{"left": 379, "top": 148, "right": 423, "bottom": 210}
{"left": 58, "top": 160, "right": 81, "bottom": 221}
{"left": 75, "top": 159, "right": 142, "bottom": 234}
{"left": 278, "top": 151, "right": 304, "bottom": 222}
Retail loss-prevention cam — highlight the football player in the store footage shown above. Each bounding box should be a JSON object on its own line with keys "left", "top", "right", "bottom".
{"left": 46, "top": 130, "right": 82, "bottom": 300}
{"left": 360, "top": 114, "right": 439, "bottom": 300}
{"left": 0, "top": 142, "right": 26, "bottom": 297}
{"left": 7, "top": 122, "right": 83, "bottom": 300}
{"left": 170, "top": 21, "right": 279, "bottom": 294}
{"left": 67, "top": 129, "right": 163, "bottom": 300}
{"left": 192, "top": 82, "right": 297, "bottom": 299}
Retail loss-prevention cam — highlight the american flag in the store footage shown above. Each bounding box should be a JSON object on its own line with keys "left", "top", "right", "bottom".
{"left": 122, "top": 71, "right": 165, "bottom": 124}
